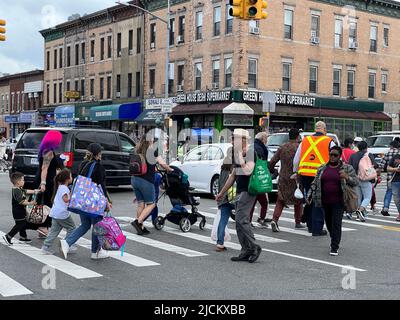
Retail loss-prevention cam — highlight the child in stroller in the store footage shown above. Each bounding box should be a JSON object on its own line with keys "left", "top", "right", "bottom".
{"left": 154, "top": 165, "right": 206, "bottom": 232}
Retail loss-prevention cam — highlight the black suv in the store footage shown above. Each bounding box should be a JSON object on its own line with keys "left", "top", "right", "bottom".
{"left": 11, "top": 127, "right": 136, "bottom": 189}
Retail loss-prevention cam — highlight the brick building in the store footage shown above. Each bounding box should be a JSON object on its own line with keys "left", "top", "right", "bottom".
{"left": 143, "top": 0, "right": 400, "bottom": 140}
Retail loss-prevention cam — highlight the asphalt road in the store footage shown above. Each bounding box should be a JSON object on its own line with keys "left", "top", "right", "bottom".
{"left": 0, "top": 173, "right": 400, "bottom": 300}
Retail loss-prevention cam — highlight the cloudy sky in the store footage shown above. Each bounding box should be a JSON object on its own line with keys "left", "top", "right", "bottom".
{"left": 0, "top": 0, "right": 115, "bottom": 75}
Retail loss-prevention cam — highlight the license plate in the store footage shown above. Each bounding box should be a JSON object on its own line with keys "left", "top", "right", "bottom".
{"left": 31, "top": 158, "right": 39, "bottom": 165}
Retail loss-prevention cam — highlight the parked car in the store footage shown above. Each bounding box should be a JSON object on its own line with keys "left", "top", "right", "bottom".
{"left": 4, "top": 133, "right": 23, "bottom": 160}
{"left": 11, "top": 127, "right": 136, "bottom": 189}
{"left": 170, "top": 142, "right": 279, "bottom": 197}
{"left": 366, "top": 132, "right": 400, "bottom": 165}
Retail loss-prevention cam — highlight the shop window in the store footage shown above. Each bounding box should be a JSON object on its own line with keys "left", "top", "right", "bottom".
{"left": 98, "top": 133, "right": 119, "bottom": 152}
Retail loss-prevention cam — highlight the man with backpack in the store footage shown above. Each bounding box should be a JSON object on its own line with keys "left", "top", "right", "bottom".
{"left": 348, "top": 141, "right": 379, "bottom": 222}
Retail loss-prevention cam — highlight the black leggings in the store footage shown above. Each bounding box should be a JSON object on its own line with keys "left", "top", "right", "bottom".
{"left": 7, "top": 220, "right": 40, "bottom": 239}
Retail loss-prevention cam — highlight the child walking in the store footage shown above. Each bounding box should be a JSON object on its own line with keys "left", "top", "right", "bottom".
{"left": 41, "top": 169, "right": 76, "bottom": 254}
{"left": 2, "top": 172, "right": 39, "bottom": 245}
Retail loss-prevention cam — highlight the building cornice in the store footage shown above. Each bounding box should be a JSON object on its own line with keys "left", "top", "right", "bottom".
{"left": 142, "top": 0, "right": 190, "bottom": 11}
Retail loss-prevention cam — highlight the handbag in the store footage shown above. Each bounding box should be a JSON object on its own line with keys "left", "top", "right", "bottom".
{"left": 68, "top": 162, "right": 107, "bottom": 218}
{"left": 248, "top": 155, "right": 273, "bottom": 195}
{"left": 343, "top": 185, "right": 358, "bottom": 213}
{"left": 26, "top": 193, "right": 50, "bottom": 224}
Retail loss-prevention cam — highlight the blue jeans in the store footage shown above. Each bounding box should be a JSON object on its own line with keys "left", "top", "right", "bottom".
{"left": 383, "top": 182, "right": 393, "bottom": 210}
{"left": 391, "top": 182, "right": 400, "bottom": 214}
{"left": 356, "top": 181, "right": 373, "bottom": 209}
{"left": 217, "top": 203, "right": 233, "bottom": 246}
{"left": 145, "top": 173, "right": 161, "bottom": 223}
{"left": 65, "top": 214, "right": 103, "bottom": 253}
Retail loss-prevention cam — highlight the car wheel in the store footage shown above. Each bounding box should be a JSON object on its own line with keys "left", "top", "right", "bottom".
{"left": 210, "top": 175, "right": 219, "bottom": 198}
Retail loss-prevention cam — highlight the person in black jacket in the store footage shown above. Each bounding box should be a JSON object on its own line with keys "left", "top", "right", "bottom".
{"left": 248, "top": 132, "right": 270, "bottom": 227}
{"left": 60, "top": 143, "right": 112, "bottom": 260}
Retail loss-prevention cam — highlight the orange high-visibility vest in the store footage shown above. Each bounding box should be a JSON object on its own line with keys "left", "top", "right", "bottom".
{"left": 298, "top": 135, "right": 332, "bottom": 177}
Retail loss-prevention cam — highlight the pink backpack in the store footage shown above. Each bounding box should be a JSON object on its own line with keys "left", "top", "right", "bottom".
{"left": 358, "top": 153, "right": 377, "bottom": 181}
{"left": 93, "top": 214, "right": 126, "bottom": 255}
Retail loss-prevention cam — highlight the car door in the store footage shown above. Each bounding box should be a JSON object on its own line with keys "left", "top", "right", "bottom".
{"left": 179, "top": 145, "right": 209, "bottom": 190}
{"left": 118, "top": 134, "right": 136, "bottom": 185}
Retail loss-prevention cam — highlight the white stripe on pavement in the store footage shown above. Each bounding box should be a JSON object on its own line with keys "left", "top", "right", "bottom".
{"left": 0, "top": 271, "right": 33, "bottom": 297}
{"left": 277, "top": 217, "right": 357, "bottom": 232}
{"left": 117, "top": 217, "right": 208, "bottom": 257}
{"left": 143, "top": 222, "right": 366, "bottom": 272}
{"left": 58, "top": 231, "right": 160, "bottom": 267}
{"left": 0, "top": 231, "right": 102, "bottom": 279}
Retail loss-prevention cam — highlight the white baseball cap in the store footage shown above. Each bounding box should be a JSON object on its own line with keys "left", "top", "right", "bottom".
{"left": 354, "top": 137, "right": 363, "bottom": 142}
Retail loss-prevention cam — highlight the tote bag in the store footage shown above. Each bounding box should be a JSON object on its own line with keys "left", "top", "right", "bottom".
{"left": 68, "top": 162, "right": 107, "bottom": 218}
{"left": 248, "top": 155, "right": 273, "bottom": 195}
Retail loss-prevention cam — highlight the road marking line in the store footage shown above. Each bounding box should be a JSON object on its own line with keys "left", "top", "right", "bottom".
{"left": 0, "top": 271, "right": 33, "bottom": 297}
{"left": 277, "top": 216, "right": 356, "bottom": 232}
{"left": 58, "top": 231, "right": 160, "bottom": 267}
{"left": 0, "top": 231, "right": 102, "bottom": 279}
{"left": 361, "top": 216, "right": 400, "bottom": 225}
{"left": 117, "top": 217, "right": 208, "bottom": 257}
{"left": 145, "top": 222, "right": 366, "bottom": 272}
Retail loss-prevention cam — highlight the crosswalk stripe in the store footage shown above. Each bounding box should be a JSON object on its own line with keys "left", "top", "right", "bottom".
{"left": 143, "top": 222, "right": 366, "bottom": 272}
{"left": 117, "top": 217, "right": 208, "bottom": 257}
{"left": 277, "top": 217, "right": 356, "bottom": 232}
{"left": 58, "top": 231, "right": 160, "bottom": 267}
{"left": 0, "top": 271, "right": 33, "bottom": 297}
{"left": 0, "top": 231, "right": 102, "bottom": 279}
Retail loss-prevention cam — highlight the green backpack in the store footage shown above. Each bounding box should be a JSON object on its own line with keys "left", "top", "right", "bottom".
{"left": 248, "top": 155, "right": 273, "bottom": 195}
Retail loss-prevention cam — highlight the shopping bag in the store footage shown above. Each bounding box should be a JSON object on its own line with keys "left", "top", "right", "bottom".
{"left": 343, "top": 185, "right": 358, "bottom": 213}
{"left": 26, "top": 193, "right": 50, "bottom": 224}
{"left": 211, "top": 209, "right": 231, "bottom": 242}
{"left": 248, "top": 155, "right": 273, "bottom": 195}
{"left": 68, "top": 162, "right": 107, "bottom": 218}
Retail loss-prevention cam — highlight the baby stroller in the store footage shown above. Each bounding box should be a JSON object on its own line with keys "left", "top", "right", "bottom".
{"left": 154, "top": 165, "right": 206, "bottom": 232}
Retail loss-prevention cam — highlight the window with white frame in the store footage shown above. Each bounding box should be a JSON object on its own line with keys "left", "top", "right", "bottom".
{"left": 282, "top": 63, "right": 291, "bottom": 91}
{"left": 212, "top": 59, "right": 220, "bottom": 88}
{"left": 226, "top": 2, "right": 233, "bottom": 34}
{"left": 334, "top": 19, "right": 343, "bottom": 48}
{"left": 349, "top": 22, "right": 357, "bottom": 48}
{"left": 214, "top": 7, "right": 221, "bottom": 37}
{"left": 370, "top": 26, "right": 377, "bottom": 52}
{"left": 224, "top": 57, "right": 232, "bottom": 88}
{"left": 347, "top": 70, "right": 355, "bottom": 97}
{"left": 311, "top": 15, "right": 320, "bottom": 38}
{"left": 368, "top": 73, "right": 376, "bottom": 98}
{"left": 383, "top": 26, "right": 389, "bottom": 47}
{"left": 195, "top": 62, "right": 202, "bottom": 90}
{"left": 309, "top": 65, "right": 318, "bottom": 93}
{"left": 196, "top": 11, "right": 203, "bottom": 40}
{"left": 150, "top": 23, "right": 156, "bottom": 48}
{"left": 248, "top": 59, "right": 257, "bottom": 88}
{"left": 284, "top": 9, "right": 293, "bottom": 40}
{"left": 381, "top": 73, "right": 388, "bottom": 93}
{"left": 333, "top": 68, "right": 341, "bottom": 96}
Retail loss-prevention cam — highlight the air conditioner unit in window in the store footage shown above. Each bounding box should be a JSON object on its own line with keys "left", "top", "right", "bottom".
{"left": 349, "top": 42, "right": 358, "bottom": 50}
{"left": 116, "top": 92, "right": 121, "bottom": 98}
{"left": 90, "top": 57, "right": 94, "bottom": 62}
{"left": 177, "top": 85, "right": 184, "bottom": 92}
{"left": 129, "top": 49, "right": 133, "bottom": 55}
{"left": 177, "top": 35, "right": 184, "bottom": 43}
{"left": 212, "top": 82, "right": 219, "bottom": 89}
{"left": 311, "top": 36, "right": 320, "bottom": 44}
{"left": 118, "top": 51, "right": 122, "bottom": 57}
{"left": 150, "top": 43, "right": 155, "bottom": 49}
{"left": 249, "top": 27, "right": 260, "bottom": 35}
{"left": 149, "top": 88, "right": 154, "bottom": 95}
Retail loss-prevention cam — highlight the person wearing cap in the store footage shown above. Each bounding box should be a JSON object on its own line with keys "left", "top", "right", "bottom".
{"left": 60, "top": 143, "right": 112, "bottom": 260}
{"left": 353, "top": 137, "right": 363, "bottom": 152}
{"left": 293, "top": 121, "right": 336, "bottom": 236}
{"left": 215, "top": 128, "right": 262, "bottom": 263}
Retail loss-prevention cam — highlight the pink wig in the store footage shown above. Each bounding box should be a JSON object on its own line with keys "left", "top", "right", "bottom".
{"left": 39, "top": 130, "right": 62, "bottom": 157}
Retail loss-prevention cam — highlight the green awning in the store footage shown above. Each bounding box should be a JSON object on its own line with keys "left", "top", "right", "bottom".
{"left": 90, "top": 105, "right": 121, "bottom": 121}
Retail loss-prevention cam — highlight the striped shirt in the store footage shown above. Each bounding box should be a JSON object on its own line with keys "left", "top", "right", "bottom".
{"left": 379, "top": 148, "right": 400, "bottom": 182}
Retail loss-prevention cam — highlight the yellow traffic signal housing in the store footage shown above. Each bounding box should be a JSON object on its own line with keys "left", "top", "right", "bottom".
{"left": 229, "top": 0, "right": 244, "bottom": 18}
{"left": 244, "top": 0, "right": 268, "bottom": 20}
{"left": 259, "top": 117, "right": 268, "bottom": 127}
{"left": 0, "top": 19, "right": 5, "bottom": 41}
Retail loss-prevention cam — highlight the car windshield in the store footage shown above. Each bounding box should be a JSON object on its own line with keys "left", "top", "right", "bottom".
{"left": 17, "top": 130, "right": 67, "bottom": 151}
{"left": 267, "top": 134, "right": 288, "bottom": 146}
{"left": 366, "top": 136, "right": 378, "bottom": 147}
{"left": 372, "top": 136, "right": 394, "bottom": 148}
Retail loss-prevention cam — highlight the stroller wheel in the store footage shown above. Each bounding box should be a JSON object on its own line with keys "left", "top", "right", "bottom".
{"left": 154, "top": 216, "right": 165, "bottom": 230}
{"left": 199, "top": 218, "right": 206, "bottom": 230}
{"left": 179, "top": 217, "right": 191, "bottom": 232}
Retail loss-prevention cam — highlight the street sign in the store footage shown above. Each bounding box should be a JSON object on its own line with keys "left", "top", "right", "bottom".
{"left": 161, "top": 98, "right": 176, "bottom": 113}
{"left": 262, "top": 91, "right": 276, "bottom": 112}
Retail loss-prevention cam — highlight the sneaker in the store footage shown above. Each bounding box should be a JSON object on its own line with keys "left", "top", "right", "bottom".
{"left": 250, "top": 223, "right": 255, "bottom": 229}
{"left": 18, "top": 237, "right": 32, "bottom": 244}
{"left": 142, "top": 226, "right": 150, "bottom": 235}
{"left": 271, "top": 220, "right": 280, "bottom": 232}
{"left": 41, "top": 245, "right": 54, "bottom": 255}
{"left": 91, "top": 249, "right": 110, "bottom": 260}
{"left": 356, "top": 210, "right": 366, "bottom": 222}
{"left": 248, "top": 245, "right": 262, "bottom": 263}
{"left": 59, "top": 239, "right": 69, "bottom": 260}
{"left": 381, "top": 209, "right": 390, "bottom": 217}
{"left": 2, "top": 234, "right": 13, "bottom": 245}
{"left": 264, "top": 218, "right": 273, "bottom": 223}
{"left": 295, "top": 223, "right": 306, "bottom": 229}
{"left": 257, "top": 218, "right": 268, "bottom": 228}
{"left": 69, "top": 244, "right": 78, "bottom": 253}
{"left": 371, "top": 208, "right": 379, "bottom": 215}
{"left": 231, "top": 253, "right": 251, "bottom": 262}
{"left": 345, "top": 212, "right": 353, "bottom": 220}
{"left": 131, "top": 219, "right": 144, "bottom": 235}
{"left": 330, "top": 248, "right": 339, "bottom": 256}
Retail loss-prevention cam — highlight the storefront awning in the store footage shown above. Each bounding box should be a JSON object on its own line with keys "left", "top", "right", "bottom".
{"left": 54, "top": 105, "right": 75, "bottom": 127}
{"left": 90, "top": 102, "right": 141, "bottom": 121}
{"left": 172, "top": 103, "right": 230, "bottom": 115}
{"left": 135, "top": 109, "right": 162, "bottom": 124}
{"left": 223, "top": 102, "right": 254, "bottom": 115}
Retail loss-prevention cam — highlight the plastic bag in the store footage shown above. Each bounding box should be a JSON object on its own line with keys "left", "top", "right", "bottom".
{"left": 211, "top": 209, "right": 231, "bottom": 242}
{"left": 294, "top": 183, "right": 304, "bottom": 200}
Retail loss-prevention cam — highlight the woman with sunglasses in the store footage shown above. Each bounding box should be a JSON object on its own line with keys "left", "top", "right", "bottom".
{"left": 308, "top": 146, "right": 358, "bottom": 256}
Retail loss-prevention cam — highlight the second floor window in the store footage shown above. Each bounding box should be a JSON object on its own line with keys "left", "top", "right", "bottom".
{"left": 309, "top": 66, "right": 318, "bottom": 93}
{"left": 178, "top": 16, "right": 185, "bottom": 43}
{"left": 136, "top": 72, "right": 141, "bottom": 97}
{"left": 212, "top": 60, "right": 220, "bottom": 88}
{"left": 107, "top": 76, "right": 111, "bottom": 99}
{"left": 100, "top": 78, "right": 104, "bottom": 99}
{"left": 117, "top": 33, "right": 122, "bottom": 57}
{"left": 347, "top": 70, "right": 355, "bottom": 97}
{"left": 224, "top": 58, "right": 232, "bottom": 88}
{"left": 195, "top": 62, "right": 202, "bottom": 90}
{"left": 116, "top": 75, "right": 121, "bottom": 94}
{"left": 101, "top": 38, "right": 105, "bottom": 60}
{"left": 370, "top": 26, "right": 377, "bottom": 52}
{"left": 282, "top": 63, "right": 291, "bottom": 91}
{"left": 335, "top": 19, "right": 343, "bottom": 48}
{"left": 136, "top": 28, "right": 141, "bottom": 53}
{"left": 214, "top": 6, "right": 221, "bottom": 37}
{"left": 284, "top": 9, "right": 293, "bottom": 40}
{"left": 128, "top": 73, "right": 132, "bottom": 97}
{"left": 248, "top": 59, "right": 257, "bottom": 89}
{"left": 149, "top": 69, "right": 155, "bottom": 91}
{"left": 368, "top": 73, "right": 376, "bottom": 98}
{"left": 382, "top": 73, "right": 388, "bottom": 93}
{"left": 129, "top": 30, "right": 133, "bottom": 53}
{"left": 90, "top": 79, "right": 94, "bottom": 96}
{"left": 196, "top": 11, "right": 203, "bottom": 40}
{"left": 333, "top": 69, "right": 341, "bottom": 96}
{"left": 178, "top": 65, "right": 184, "bottom": 87}
{"left": 90, "top": 40, "right": 95, "bottom": 61}
{"left": 169, "top": 18, "right": 175, "bottom": 46}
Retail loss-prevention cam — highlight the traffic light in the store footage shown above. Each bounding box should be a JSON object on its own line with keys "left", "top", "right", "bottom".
{"left": 229, "top": 0, "right": 244, "bottom": 19}
{"left": 244, "top": 0, "right": 268, "bottom": 20}
{"left": 259, "top": 117, "right": 268, "bottom": 127}
{"left": 0, "top": 19, "right": 5, "bottom": 41}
